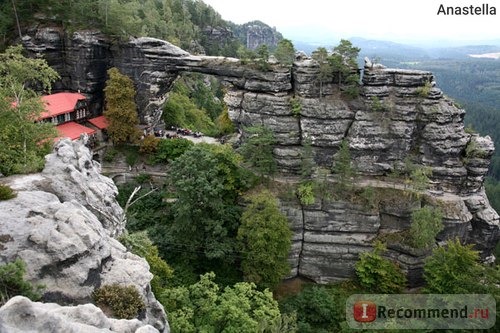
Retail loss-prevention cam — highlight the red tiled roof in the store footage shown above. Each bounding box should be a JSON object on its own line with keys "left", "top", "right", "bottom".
{"left": 40, "top": 92, "right": 87, "bottom": 119}
{"left": 57, "top": 122, "right": 96, "bottom": 140}
{"left": 88, "top": 115, "right": 109, "bottom": 129}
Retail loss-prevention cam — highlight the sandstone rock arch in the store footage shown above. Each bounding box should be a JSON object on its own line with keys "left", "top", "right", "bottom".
{"left": 22, "top": 31, "right": 499, "bottom": 285}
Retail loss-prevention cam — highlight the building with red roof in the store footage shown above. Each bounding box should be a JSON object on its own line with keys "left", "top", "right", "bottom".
{"left": 37, "top": 92, "right": 99, "bottom": 142}
{"left": 87, "top": 115, "right": 109, "bottom": 142}
{"left": 40, "top": 92, "right": 89, "bottom": 124}
{"left": 88, "top": 115, "right": 109, "bottom": 130}
{"left": 56, "top": 122, "right": 96, "bottom": 140}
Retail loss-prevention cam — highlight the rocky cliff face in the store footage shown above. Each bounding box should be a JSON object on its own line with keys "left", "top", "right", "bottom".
{"left": 0, "top": 139, "right": 168, "bottom": 332}
{"left": 20, "top": 28, "right": 499, "bottom": 286}
{"left": 227, "top": 59, "right": 499, "bottom": 285}
{"left": 231, "top": 20, "right": 283, "bottom": 50}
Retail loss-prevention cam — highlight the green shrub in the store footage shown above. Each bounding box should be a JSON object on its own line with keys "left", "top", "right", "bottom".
{"left": 409, "top": 206, "right": 443, "bottom": 249}
{"left": 465, "top": 138, "right": 488, "bottom": 159}
{"left": 134, "top": 173, "right": 152, "bottom": 184}
{"left": 93, "top": 284, "right": 145, "bottom": 319}
{"left": 358, "top": 186, "right": 378, "bottom": 211}
{"left": 409, "top": 165, "right": 432, "bottom": 192}
{"left": 153, "top": 138, "right": 194, "bottom": 164}
{"left": 416, "top": 81, "right": 432, "bottom": 97}
{"left": 280, "top": 285, "right": 337, "bottom": 332}
{"left": 355, "top": 241, "right": 406, "bottom": 293}
{"left": 290, "top": 97, "right": 302, "bottom": 117}
{"left": 139, "top": 135, "right": 160, "bottom": 154}
{"left": 297, "top": 182, "right": 315, "bottom": 205}
{"left": 423, "top": 239, "right": 483, "bottom": 294}
{"left": 103, "top": 147, "right": 118, "bottom": 162}
{"left": 122, "top": 145, "right": 140, "bottom": 166}
{"left": 370, "top": 96, "right": 384, "bottom": 112}
{"left": 215, "top": 107, "right": 235, "bottom": 136}
{"left": 0, "top": 184, "right": 16, "bottom": 200}
{"left": 0, "top": 259, "right": 43, "bottom": 305}
{"left": 119, "top": 231, "right": 173, "bottom": 295}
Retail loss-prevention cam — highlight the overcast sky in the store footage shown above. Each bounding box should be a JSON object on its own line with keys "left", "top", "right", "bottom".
{"left": 203, "top": 0, "right": 499, "bottom": 45}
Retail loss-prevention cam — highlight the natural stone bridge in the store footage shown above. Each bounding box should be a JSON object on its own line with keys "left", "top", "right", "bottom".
{"left": 23, "top": 31, "right": 499, "bottom": 286}
{"left": 112, "top": 37, "right": 499, "bottom": 285}
{"left": 111, "top": 38, "right": 488, "bottom": 189}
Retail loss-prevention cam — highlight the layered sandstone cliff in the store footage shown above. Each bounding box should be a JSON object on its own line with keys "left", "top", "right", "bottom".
{"left": 19, "top": 28, "right": 499, "bottom": 286}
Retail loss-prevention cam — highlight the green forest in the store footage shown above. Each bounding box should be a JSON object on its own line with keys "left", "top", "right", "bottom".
{"left": 403, "top": 58, "right": 500, "bottom": 212}
{"left": 1, "top": 1, "right": 500, "bottom": 332}
{"left": 1, "top": 0, "right": 241, "bottom": 55}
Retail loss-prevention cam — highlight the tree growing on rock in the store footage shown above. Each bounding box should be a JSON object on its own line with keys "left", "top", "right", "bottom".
{"left": 329, "top": 39, "right": 361, "bottom": 98}
{"left": 332, "top": 139, "right": 355, "bottom": 196}
{"left": 103, "top": 67, "right": 140, "bottom": 145}
{"left": 274, "top": 39, "right": 296, "bottom": 66}
{"left": 355, "top": 241, "right": 406, "bottom": 293}
{"left": 311, "top": 47, "right": 332, "bottom": 99}
{"left": 237, "top": 190, "right": 292, "bottom": 290}
{"left": 409, "top": 206, "right": 443, "bottom": 249}
{"left": 256, "top": 44, "right": 270, "bottom": 71}
{"left": 238, "top": 125, "right": 277, "bottom": 180}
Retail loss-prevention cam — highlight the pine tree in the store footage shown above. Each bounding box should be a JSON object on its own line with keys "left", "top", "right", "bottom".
{"left": 311, "top": 47, "right": 332, "bottom": 99}
{"left": 274, "top": 39, "right": 295, "bottom": 66}
{"left": 332, "top": 139, "right": 355, "bottom": 196}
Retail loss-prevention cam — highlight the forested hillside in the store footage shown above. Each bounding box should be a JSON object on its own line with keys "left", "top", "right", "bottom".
{"left": 1, "top": 0, "right": 241, "bottom": 55}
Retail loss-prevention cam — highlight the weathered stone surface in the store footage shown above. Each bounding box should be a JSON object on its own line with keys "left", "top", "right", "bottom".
{"left": 0, "top": 140, "right": 168, "bottom": 332}
{"left": 236, "top": 21, "right": 282, "bottom": 50}
{"left": 278, "top": 180, "right": 499, "bottom": 286}
{"left": 21, "top": 28, "right": 498, "bottom": 287}
{"left": 362, "top": 68, "right": 434, "bottom": 87}
{"left": 465, "top": 192, "right": 500, "bottom": 257}
{"left": 0, "top": 296, "right": 160, "bottom": 333}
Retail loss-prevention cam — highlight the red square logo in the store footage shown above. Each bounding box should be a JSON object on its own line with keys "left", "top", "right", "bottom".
{"left": 353, "top": 301, "right": 377, "bottom": 322}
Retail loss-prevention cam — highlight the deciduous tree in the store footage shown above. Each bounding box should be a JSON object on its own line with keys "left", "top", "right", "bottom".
{"left": 160, "top": 272, "right": 283, "bottom": 333}
{"left": 237, "top": 190, "right": 292, "bottom": 290}
{"left": 168, "top": 144, "right": 250, "bottom": 262}
{"left": 103, "top": 67, "right": 140, "bottom": 145}
{"left": 0, "top": 45, "right": 59, "bottom": 175}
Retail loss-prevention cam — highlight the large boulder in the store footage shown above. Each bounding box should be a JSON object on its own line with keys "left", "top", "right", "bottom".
{"left": 0, "top": 296, "right": 159, "bottom": 333}
{"left": 0, "top": 139, "right": 168, "bottom": 332}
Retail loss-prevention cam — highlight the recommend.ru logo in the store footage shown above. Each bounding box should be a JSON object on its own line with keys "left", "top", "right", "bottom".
{"left": 346, "top": 294, "right": 496, "bottom": 330}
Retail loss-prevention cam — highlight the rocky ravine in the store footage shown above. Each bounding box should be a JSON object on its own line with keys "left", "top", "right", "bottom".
{"left": 0, "top": 139, "right": 168, "bottom": 332}
{"left": 21, "top": 28, "right": 499, "bottom": 286}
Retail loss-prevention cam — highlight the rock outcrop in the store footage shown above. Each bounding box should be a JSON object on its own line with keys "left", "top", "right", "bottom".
{"left": 0, "top": 139, "right": 168, "bottom": 332}
{"left": 19, "top": 28, "right": 499, "bottom": 286}
{"left": 231, "top": 20, "right": 283, "bottom": 50}
{"left": 0, "top": 296, "right": 160, "bottom": 333}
